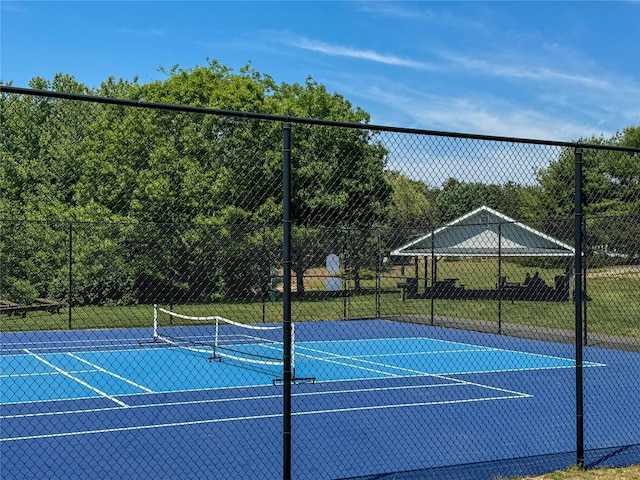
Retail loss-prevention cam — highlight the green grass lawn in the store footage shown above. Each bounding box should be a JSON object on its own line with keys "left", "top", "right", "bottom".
{"left": 2, "top": 260, "right": 638, "bottom": 338}
{"left": 509, "top": 464, "right": 640, "bottom": 479}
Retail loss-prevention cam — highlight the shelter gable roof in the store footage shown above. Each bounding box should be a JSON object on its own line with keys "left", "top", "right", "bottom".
{"left": 391, "top": 206, "right": 574, "bottom": 257}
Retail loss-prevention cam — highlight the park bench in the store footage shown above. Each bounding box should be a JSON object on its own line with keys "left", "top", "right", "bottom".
{"left": 0, "top": 298, "right": 62, "bottom": 318}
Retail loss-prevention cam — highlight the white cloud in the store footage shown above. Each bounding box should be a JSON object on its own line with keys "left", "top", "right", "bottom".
{"left": 402, "top": 94, "right": 597, "bottom": 140}
{"left": 435, "top": 48, "right": 640, "bottom": 129}
{"left": 358, "top": 2, "right": 486, "bottom": 31}
{"left": 292, "top": 36, "right": 438, "bottom": 71}
{"left": 291, "top": 35, "right": 638, "bottom": 138}
{"left": 286, "top": 34, "right": 638, "bottom": 112}
{"left": 330, "top": 76, "right": 602, "bottom": 141}
{"left": 442, "top": 52, "right": 613, "bottom": 90}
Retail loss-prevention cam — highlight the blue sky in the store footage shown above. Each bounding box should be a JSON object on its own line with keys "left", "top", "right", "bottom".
{"left": 2, "top": 1, "right": 639, "bottom": 143}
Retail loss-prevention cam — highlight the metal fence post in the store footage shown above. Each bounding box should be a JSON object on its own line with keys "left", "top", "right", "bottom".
{"left": 574, "top": 146, "right": 585, "bottom": 468}
{"left": 343, "top": 228, "right": 349, "bottom": 321}
{"left": 68, "top": 222, "right": 73, "bottom": 329}
{"left": 582, "top": 216, "right": 588, "bottom": 346}
{"left": 376, "top": 229, "right": 381, "bottom": 319}
{"left": 282, "top": 121, "right": 293, "bottom": 480}
{"left": 498, "top": 221, "right": 503, "bottom": 334}
{"left": 430, "top": 225, "right": 435, "bottom": 325}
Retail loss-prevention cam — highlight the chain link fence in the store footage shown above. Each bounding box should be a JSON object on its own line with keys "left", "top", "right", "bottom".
{"left": 1, "top": 86, "right": 639, "bottom": 479}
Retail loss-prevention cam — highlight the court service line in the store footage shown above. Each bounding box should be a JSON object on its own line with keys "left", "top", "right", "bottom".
{"left": 2, "top": 336, "right": 148, "bottom": 352}
{"left": 305, "top": 336, "right": 606, "bottom": 367}
{"left": 66, "top": 353, "right": 155, "bottom": 394}
{"left": 0, "top": 369, "right": 98, "bottom": 378}
{"left": 297, "top": 345, "right": 530, "bottom": 397}
{"left": 2, "top": 381, "right": 471, "bottom": 419}
{"left": 1, "top": 392, "right": 529, "bottom": 442}
{"left": 297, "top": 349, "right": 408, "bottom": 379}
{"left": 417, "top": 336, "right": 607, "bottom": 368}
{"left": 357, "top": 347, "right": 494, "bottom": 358}
{"left": 181, "top": 336, "right": 389, "bottom": 379}
{"left": 22, "top": 349, "right": 129, "bottom": 408}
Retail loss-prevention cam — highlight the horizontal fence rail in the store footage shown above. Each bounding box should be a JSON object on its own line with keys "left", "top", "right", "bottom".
{"left": 1, "top": 85, "right": 639, "bottom": 480}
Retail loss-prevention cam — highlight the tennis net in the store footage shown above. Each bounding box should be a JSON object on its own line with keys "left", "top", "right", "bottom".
{"left": 152, "top": 305, "right": 293, "bottom": 377}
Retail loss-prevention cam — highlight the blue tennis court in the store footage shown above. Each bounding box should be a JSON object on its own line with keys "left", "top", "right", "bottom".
{"left": 1, "top": 318, "right": 638, "bottom": 479}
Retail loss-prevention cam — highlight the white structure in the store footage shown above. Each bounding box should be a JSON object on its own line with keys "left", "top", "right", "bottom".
{"left": 391, "top": 206, "right": 575, "bottom": 258}
{"left": 325, "top": 253, "right": 342, "bottom": 291}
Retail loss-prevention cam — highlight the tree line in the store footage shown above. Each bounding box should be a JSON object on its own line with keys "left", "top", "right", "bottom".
{"left": 1, "top": 61, "right": 638, "bottom": 305}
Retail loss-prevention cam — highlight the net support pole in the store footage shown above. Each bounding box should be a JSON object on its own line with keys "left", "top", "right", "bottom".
{"left": 153, "top": 304, "right": 158, "bottom": 340}
{"left": 282, "top": 120, "right": 293, "bottom": 480}
{"left": 574, "top": 146, "right": 585, "bottom": 469}
{"left": 214, "top": 317, "right": 219, "bottom": 358}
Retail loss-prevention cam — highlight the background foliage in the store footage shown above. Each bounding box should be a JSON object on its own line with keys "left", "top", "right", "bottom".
{"left": 1, "top": 63, "right": 639, "bottom": 305}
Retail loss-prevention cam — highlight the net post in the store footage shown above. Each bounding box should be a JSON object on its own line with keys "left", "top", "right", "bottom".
{"left": 214, "top": 317, "right": 219, "bottom": 359}
{"left": 153, "top": 304, "right": 158, "bottom": 340}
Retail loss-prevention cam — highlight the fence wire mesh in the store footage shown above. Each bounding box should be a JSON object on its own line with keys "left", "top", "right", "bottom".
{"left": 1, "top": 87, "right": 639, "bottom": 480}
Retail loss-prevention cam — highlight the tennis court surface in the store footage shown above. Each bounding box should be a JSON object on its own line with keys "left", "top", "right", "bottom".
{"left": 2, "top": 317, "right": 639, "bottom": 479}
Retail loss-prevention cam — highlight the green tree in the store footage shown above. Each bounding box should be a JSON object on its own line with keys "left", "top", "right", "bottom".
{"left": 384, "top": 171, "right": 434, "bottom": 230}
{"left": 1, "top": 62, "right": 393, "bottom": 302}
{"left": 523, "top": 126, "right": 640, "bottom": 260}
{"left": 435, "top": 179, "right": 503, "bottom": 224}
{"left": 530, "top": 126, "right": 640, "bottom": 219}
{"left": 266, "top": 78, "right": 392, "bottom": 293}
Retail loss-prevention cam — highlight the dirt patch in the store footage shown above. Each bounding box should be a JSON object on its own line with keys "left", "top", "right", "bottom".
{"left": 587, "top": 266, "right": 640, "bottom": 279}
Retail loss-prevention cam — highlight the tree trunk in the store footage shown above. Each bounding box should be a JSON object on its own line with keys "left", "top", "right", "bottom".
{"left": 295, "top": 269, "right": 305, "bottom": 297}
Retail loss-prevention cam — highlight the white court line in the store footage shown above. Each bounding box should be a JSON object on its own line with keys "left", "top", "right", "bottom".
{"left": 67, "top": 353, "right": 155, "bottom": 394}
{"left": 297, "top": 344, "right": 534, "bottom": 397}
{"left": 1, "top": 392, "right": 529, "bottom": 442}
{"left": 299, "top": 337, "right": 606, "bottom": 369}
{"left": 358, "top": 347, "right": 494, "bottom": 358}
{"left": 6, "top": 335, "right": 587, "bottom": 412}
{"left": 0, "top": 369, "right": 483, "bottom": 407}
{"left": 227, "top": 336, "right": 552, "bottom": 398}
{"left": 22, "top": 349, "right": 129, "bottom": 408}
{"left": 299, "top": 349, "right": 409, "bottom": 379}
{"left": 2, "top": 381, "right": 475, "bottom": 419}
{"left": 423, "top": 336, "right": 607, "bottom": 367}
{"left": 1, "top": 336, "right": 148, "bottom": 352}
{"left": 0, "top": 369, "right": 98, "bottom": 379}
{"left": 304, "top": 335, "right": 606, "bottom": 367}
{"left": 7, "top": 336, "right": 585, "bottom": 410}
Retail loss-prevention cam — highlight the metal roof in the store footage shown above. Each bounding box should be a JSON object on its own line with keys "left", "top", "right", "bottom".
{"left": 391, "top": 206, "right": 575, "bottom": 257}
